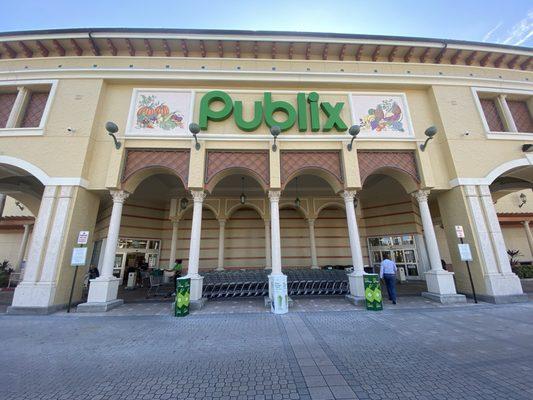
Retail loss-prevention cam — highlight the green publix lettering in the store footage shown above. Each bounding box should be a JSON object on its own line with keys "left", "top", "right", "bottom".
{"left": 199, "top": 90, "right": 348, "bottom": 132}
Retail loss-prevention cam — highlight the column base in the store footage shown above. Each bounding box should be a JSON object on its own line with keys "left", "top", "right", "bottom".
{"left": 311, "top": 265, "right": 320, "bottom": 270}
{"left": 86, "top": 276, "right": 121, "bottom": 303}
{"left": 483, "top": 273, "right": 524, "bottom": 298}
{"left": 268, "top": 274, "right": 288, "bottom": 314}
{"left": 10, "top": 281, "right": 57, "bottom": 309}
{"left": 264, "top": 295, "right": 293, "bottom": 308}
{"left": 188, "top": 274, "right": 204, "bottom": 302}
{"left": 347, "top": 272, "right": 365, "bottom": 298}
{"left": 425, "top": 270, "right": 462, "bottom": 295}
{"left": 215, "top": 267, "right": 224, "bottom": 272}
{"left": 77, "top": 299, "right": 124, "bottom": 313}
{"left": 475, "top": 293, "right": 528, "bottom": 304}
{"left": 421, "top": 292, "right": 467, "bottom": 304}
{"left": 344, "top": 294, "right": 366, "bottom": 306}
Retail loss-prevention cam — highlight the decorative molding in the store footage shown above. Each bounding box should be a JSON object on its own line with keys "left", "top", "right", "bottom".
{"left": 121, "top": 149, "right": 190, "bottom": 186}
{"left": 268, "top": 190, "right": 281, "bottom": 202}
{"left": 357, "top": 151, "right": 420, "bottom": 185}
{"left": 412, "top": 189, "right": 430, "bottom": 202}
{"left": 191, "top": 190, "right": 206, "bottom": 203}
{"left": 110, "top": 190, "right": 130, "bottom": 203}
{"left": 280, "top": 151, "right": 343, "bottom": 189}
{"left": 341, "top": 190, "right": 357, "bottom": 202}
{"left": 205, "top": 150, "right": 269, "bottom": 189}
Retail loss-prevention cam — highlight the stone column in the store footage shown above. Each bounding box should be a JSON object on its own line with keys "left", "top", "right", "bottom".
{"left": 269, "top": 191, "right": 282, "bottom": 276}
{"left": 186, "top": 190, "right": 206, "bottom": 305}
{"left": 14, "top": 223, "right": 31, "bottom": 271}
{"left": 268, "top": 190, "right": 288, "bottom": 313}
{"left": 216, "top": 219, "right": 226, "bottom": 271}
{"left": 497, "top": 94, "right": 518, "bottom": 132}
{"left": 169, "top": 219, "right": 179, "bottom": 268}
{"left": 413, "top": 190, "right": 465, "bottom": 303}
{"left": 264, "top": 219, "right": 271, "bottom": 269}
{"left": 307, "top": 218, "right": 319, "bottom": 269}
{"left": 342, "top": 190, "right": 365, "bottom": 303}
{"left": 82, "top": 190, "right": 129, "bottom": 311}
{"left": 522, "top": 221, "right": 533, "bottom": 259}
{"left": 0, "top": 193, "right": 6, "bottom": 217}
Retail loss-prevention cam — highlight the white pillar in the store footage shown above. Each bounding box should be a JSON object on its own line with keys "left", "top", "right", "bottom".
{"left": 83, "top": 190, "right": 129, "bottom": 308}
{"left": 268, "top": 190, "right": 288, "bottom": 313}
{"left": 308, "top": 218, "right": 319, "bottom": 269}
{"left": 414, "top": 190, "right": 465, "bottom": 303}
{"left": 264, "top": 219, "right": 271, "bottom": 269}
{"left": 523, "top": 221, "right": 533, "bottom": 259}
{"left": 497, "top": 94, "right": 518, "bottom": 132}
{"left": 216, "top": 219, "right": 226, "bottom": 271}
{"left": 0, "top": 193, "right": 6, "bottom": 217}
{"left": 269, "top": 190, "right": 282, "bottom": 275}
{"left": 342, "top": 190, "right": 365, "bottom": 302}
{"left": 169, "top": 219, "right": 179, "bottom": 268}
{"left": 15, "top": 223, "right": 31, "bottom": 271}
{"left": 186, "top": 190, "right": 206, "bottom": 303}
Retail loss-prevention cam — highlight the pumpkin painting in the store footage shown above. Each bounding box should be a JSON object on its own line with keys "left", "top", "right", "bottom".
{"left": 135, "top": 95, "right": 184, "bottom": 130}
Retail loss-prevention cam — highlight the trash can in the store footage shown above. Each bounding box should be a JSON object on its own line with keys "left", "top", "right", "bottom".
{"left": 175, "top": 277, "right": 191, "bottom": 317}
{"left": 364, "top": 274, "right": 383, "bottom": 311}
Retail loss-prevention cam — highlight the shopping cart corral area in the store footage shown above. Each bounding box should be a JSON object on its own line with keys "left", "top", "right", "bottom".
{"left": 202, "top": 268, "right": 350, "bottom": 299}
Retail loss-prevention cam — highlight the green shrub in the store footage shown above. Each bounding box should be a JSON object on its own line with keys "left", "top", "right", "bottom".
{"left": 512, "top": 264, "right": 533, "bottom": 279}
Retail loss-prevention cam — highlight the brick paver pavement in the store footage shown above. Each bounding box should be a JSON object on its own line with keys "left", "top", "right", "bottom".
{"left": 2, "top": 302, "right": 533, "bottom": 400}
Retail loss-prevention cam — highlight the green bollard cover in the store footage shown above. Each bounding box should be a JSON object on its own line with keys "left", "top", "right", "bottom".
{"left": 364, "top": 274, "right": 383, "bottom": 311}
{"left": 175, "top": 277, "right": 191, "bottom": 317}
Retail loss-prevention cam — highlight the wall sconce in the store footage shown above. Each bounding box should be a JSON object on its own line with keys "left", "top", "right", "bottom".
{"left": 294, "top": 177, "right": 301, "bottom": 207}
{"left": 105, "top": 121, "right": 121, "bottom": 149}
{"left": 347, "top": 125, "right": 360, "bottom": 151}
{"left": 15, "top": 201, "right": 24, "bottom": 211}
{"left": 519, "top": 193, "right": 527, "bottom": 208}
{"left": 522, "top": 144, "right": 533, "bottom": 152}
{"left": 180, "top": 197, "right": 189, "bottom": 210}
{"left": 419, "top": 126, "right": 438, "bottom": 151}
{"left": 189, "top": 123, "right": 201, "bottom": 150}
{"left": 240, "top": 176, "right": 246, "bottom": 204}
{"left": 270, "top": 125, "right": 281, "bottom": 151}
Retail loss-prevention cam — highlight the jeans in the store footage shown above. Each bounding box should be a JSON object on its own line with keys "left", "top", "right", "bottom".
{"left": 383, "top": 274, "right": 397, "bottom": 302}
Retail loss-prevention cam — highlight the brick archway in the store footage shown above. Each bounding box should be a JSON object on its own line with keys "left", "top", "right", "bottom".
{"left": 357, "top": 151, "right": 419, "bottom": 189}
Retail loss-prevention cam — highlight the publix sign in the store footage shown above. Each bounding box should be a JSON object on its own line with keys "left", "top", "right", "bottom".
{"left": 199, "top": 90, "right": 348, "bottom": 132}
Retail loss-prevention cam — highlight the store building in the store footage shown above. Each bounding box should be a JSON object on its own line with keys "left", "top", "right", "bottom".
{"left": 0, "top": 28, "right": 531, "bottom": 313}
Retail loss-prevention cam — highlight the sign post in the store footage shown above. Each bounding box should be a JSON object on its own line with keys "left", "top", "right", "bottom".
{"left": 67, "top": 231, "right": 90, "bottom": 313}
{"left": 455, "top": 225, "right": 477, "bottom": 304}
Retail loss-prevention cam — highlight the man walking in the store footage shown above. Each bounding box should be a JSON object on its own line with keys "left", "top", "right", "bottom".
{"left": 380, "top": 254, "right": 397, "bottom": 304}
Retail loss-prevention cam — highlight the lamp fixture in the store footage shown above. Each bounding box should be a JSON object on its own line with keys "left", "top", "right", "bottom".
{"left": 519, "top": 193, "right": 527, "bottom": 208}
{"left": 15, "top": 201, "right": 24, "bottom": 211}
{"left": 270, "top": 125, "right": 281, "bottom": 151}
{"left": 180, "top": 197, "right": 189, "bottom": 210}
{"left": 347, "top": 125, "right": 360, "bottom": 151}
{"left": 240, "top": 176, "right": 246, "bottom": 204}
{"left": 189, "top": 123, "right": 201, "bottom": 150}
{"left": 353, "top": 197, "right": 358, "bottom": 209}
{"left": 294, "top": 177, "right": 301, "bottom": 207}
{"left": 105, "top": 121, "right": 121, "bottom": 149}
{"left": 522, "top": 144, "right": 533, "bottom": 152}
{"left": 419, "top": 126, "right": 438, "bottom": 151}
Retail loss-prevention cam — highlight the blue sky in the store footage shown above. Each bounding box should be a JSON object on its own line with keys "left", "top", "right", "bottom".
{"left": 1, "top": 0, "right": 532, "bottom": 48}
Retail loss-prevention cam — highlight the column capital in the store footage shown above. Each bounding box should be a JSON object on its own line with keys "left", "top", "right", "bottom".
{"left": 110, "top": 189, "right": 130, "bottom": 204}
{"left": 190, "top": 190, "right": 206, "bottom": 203}
{"left": 307, "top": 218, "right": 316, "bottom": 225}
{"left": 218, "top": 219, "right": 226, "bottom": 226}
{"left": 268, "top": 190, "right": 281, "bottom": 202}
{"left": 412, "top": 189, "right": 430, "bottom": 203}
{"left": 341, "top": 190, "right": 357, "bottom": 202}
{"left": 523, "top": 220, "right": 530, "bottom": 227}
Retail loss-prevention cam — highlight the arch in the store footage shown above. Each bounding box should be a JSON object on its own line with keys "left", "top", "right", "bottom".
{"left": 178, "top": 201, "right": 220, "bottom": 221}
{"left": 226, "top": 202, "right": 265, "bottom": 221}
{"left": 362, "top": 166, "right": 420, "bottom": 194}
{"left": 279, "top": 201, "right": 309, "bottom": 220}
{"left": 0, "top": 155, "right": 50, "bottom": 185}
{"left": 121, "top": 166, "right": 187, "bottom": 194}
{"left": 484, "top": 157, "right": 533, "bottom": 185}
{"left": 282, "top": 168, "right": 343, "bottom": 194}
{"left": 316, "top": 201, "right": 346, "bottom": 219}
{"left": 205, "top": 167, "right": 269, "bottom": 194}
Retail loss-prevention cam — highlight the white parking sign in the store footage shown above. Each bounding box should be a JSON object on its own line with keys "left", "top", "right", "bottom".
{"left": 455, "top": 225, "right": 465, "bottom": 238}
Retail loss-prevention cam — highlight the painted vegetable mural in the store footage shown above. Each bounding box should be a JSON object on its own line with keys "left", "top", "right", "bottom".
{"left": 136, "top": 95, "right": 184, "bottom": 130}
{"left": 359, "top": 98, "right": 404, "bottom": 132}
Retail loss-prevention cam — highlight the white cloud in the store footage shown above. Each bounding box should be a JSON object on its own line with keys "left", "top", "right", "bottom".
{"left": 501, "top": 10, "right": 533, "bottom": 46}
{"left": 482, "top": 21, "right": 503, "bottom": 42}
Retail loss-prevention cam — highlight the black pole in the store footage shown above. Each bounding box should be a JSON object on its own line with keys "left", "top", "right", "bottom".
{"left": 460, "top": 237, "right": 477, "bottom": 304}
{"left": 67, "top": 265, "right": 79, "bottom": 313}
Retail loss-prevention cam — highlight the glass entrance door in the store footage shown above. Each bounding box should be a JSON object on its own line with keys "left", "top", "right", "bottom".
{"left": 367, "top": 235, "right": 420, "bottom": 279}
